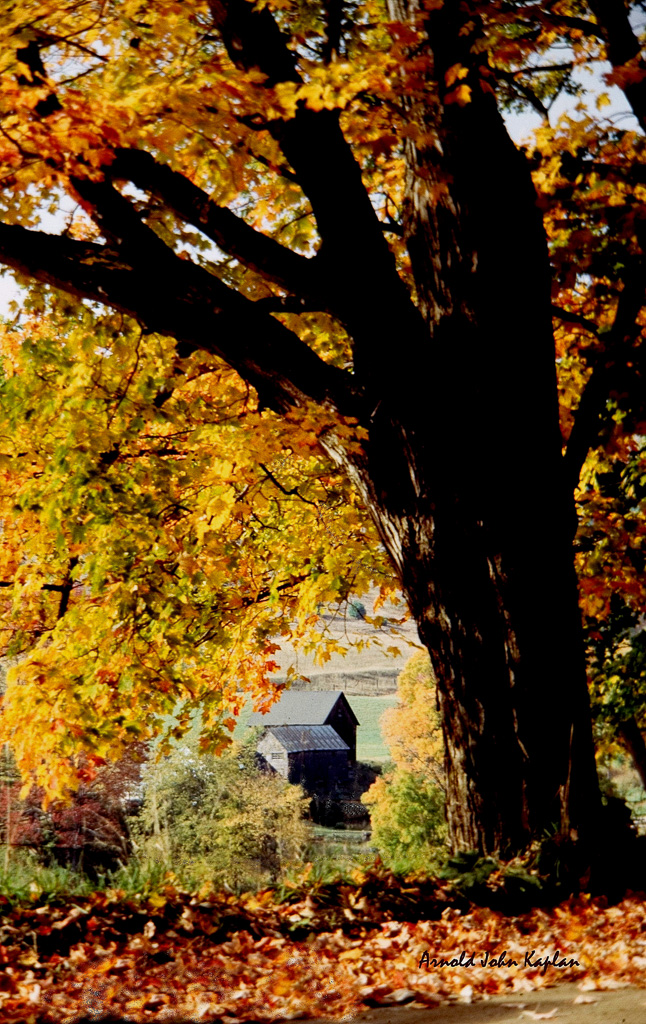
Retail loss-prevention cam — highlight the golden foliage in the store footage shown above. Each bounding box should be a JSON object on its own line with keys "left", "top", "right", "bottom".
{"left": 380, "top": 650, "right": 444, "bottom": 787}
{"left": 362, "top": 652, "right": 446, "bottom": 872}
{"left": 0, "top": 302, "right": 396, "bottom": 800}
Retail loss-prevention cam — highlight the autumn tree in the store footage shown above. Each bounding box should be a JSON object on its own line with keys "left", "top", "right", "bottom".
{"left": 363, "top": 769, "right": 447, "bottom": 874}
{"left": 362, "top": 651, "right": 447, "bottom": 872}
{"left": 1, "top": 0, "right": 646, "bottom": 857}
{"left": 0, "top": 741, "right": 143, "bottom": 877}
{"left": 379, "top": 651, "right": 444, "bottom": 789}
{"left": 0, "top": 306, "right": 389, "bottom": 794}
{"left": 576, "top": 442, "right": 646, "bottom": 789}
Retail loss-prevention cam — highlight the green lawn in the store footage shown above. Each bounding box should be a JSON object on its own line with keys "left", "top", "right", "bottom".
{"left": 233, "top": 703, "right": 254, "bottom": 739}
{"left": 347, "top": 695, "right": 397, "bottom": 762}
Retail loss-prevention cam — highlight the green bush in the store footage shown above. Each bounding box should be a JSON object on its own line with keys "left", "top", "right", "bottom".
{"left": 362, "top": 767, "right": 447, "bottom": 874}
{"left": 130, "top": 732, "right": 309, "bottom": 892}
{"left": 0, "top": 846, "right": 97, "bottom": 902}
{"left": 347, "top": 600, "right": 367, "bottom": 620}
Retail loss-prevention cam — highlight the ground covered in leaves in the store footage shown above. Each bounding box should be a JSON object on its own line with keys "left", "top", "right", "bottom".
{"left": 1, "top": 867, "right": 646, "bottom": 1022}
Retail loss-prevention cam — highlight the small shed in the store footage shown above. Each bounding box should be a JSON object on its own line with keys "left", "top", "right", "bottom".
{"left": 248, "top": 691, "right": 358, "bottom": 762}
{"left": 257, "top": 725, "right": 350, "bottom": 793}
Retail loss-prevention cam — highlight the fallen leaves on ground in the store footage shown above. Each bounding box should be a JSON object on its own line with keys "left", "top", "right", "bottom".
{"left": 1, "top": 876, "right": 646, "bottom": 1021}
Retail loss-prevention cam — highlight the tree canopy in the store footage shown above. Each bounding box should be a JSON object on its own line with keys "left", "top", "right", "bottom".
{"left": 2, "top": 0, "right": 646, "bottom": 855}
{"left": 0, "top": 303, "right": 395, "bottom": 799}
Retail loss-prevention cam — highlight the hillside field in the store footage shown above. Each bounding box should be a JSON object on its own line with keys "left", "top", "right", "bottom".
{"left": 347, "top": 694, "right": 397, "bottom": 762}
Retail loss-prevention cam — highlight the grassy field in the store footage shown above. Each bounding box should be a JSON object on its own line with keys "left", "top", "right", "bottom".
{"left": 346, "top": 695, "right": 396, "bottom": 762}
{"left": 234, "top": 693, "right": 397, "bottom": 762}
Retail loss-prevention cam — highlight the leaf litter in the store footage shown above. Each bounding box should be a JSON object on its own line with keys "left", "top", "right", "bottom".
{"left": 1, "top": 875, "right": 646, "bottom": 1021}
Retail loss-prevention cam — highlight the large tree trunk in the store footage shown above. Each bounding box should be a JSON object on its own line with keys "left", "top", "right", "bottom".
{"left": 354, "top": 434, "right": 600, "bottom": 856}
{"left": 337, "top": 370, "right": 600, "bottom": 855}
{"left": 339, "top": 0, "right": 602, "bottom": 856}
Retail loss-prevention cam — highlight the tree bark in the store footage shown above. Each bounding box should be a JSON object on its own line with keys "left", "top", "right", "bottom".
{"left": 618, "top": 717, "right": 646, "bottom": 792}
{"left": 345, "top": 0, "right": 603, "bottom": 855}
{"left": 329, "top": 383, "right": 600, "bottom": 855}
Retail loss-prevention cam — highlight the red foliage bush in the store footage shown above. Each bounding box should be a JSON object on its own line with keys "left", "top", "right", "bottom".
{"left": 0, "top": 743, "right": 145, "bottom": 877}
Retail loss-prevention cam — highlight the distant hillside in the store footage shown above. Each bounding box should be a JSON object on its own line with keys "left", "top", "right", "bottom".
{"left": 268, "top": 589, "right": 421, "bottom": 696}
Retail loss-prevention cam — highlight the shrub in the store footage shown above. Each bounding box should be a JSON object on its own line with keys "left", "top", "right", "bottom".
{"left": 348, "top": 600, "right": 367, "bottom": 620}
{"left": 362, "top": 767, "right": 447, "bottom": 874}
{"left": 131, "top": 732, "right": 309, "bottom": 891}
{"left": 359, "top": 652, "right": 447, "bottom": 874}
{"left": 0, "top": 742, "right": 143, "bottom": 879}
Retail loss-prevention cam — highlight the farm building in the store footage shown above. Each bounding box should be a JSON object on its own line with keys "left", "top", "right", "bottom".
{"left": 256, "top": 725, "right": 350, "bottom": 792}
{"left": 249, "top": 691, "right": 358, "bottom": 759}
{"left": 250, "top": 691, "right": 359, "bottom": 793}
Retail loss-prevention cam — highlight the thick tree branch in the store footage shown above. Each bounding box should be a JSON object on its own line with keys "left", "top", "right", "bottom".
{"left": 551, "top": 304, "right": 600, "bottom": 338}
{"left": 70, "top": 175, "right": 176, "bottom": 265}
{"left": 57, "top": 557, "right": 79, "bottom": 620}
{"left": 15, "top": 40, "right": 62, "bottom": 118}
{"left": 0, "top": 222, "right": 360, "bottom": 418}
{"left": 547, "top": 13, "right": 603, "bottom": 39}
{"left": 381, "top": 217, "right": 404, "bottom": 237}
{"left": 588, "top": 0, "right": 646, "bottom": 133}
{"left": 0, "top": 581, "right": 72, "bottom": 592}
{"left": 208, "top": 0, "right": 428, "bottom": 389}
{"left": 564, "top": 266, "right": 646, "bottom": 490}
{"left": 209, "top": 0, "right": 300, "bottom": 85}
{"left": 496, "top": 69, "right": 550, "bottom": 120}
{"left": 108, "top": 149, "right": 319, "bottom": 299}
{"left": 253, "top": 295, "right": 321, "bottom": 313}
{"left": 322, "top": 0, "right": 344, "bottom": 64}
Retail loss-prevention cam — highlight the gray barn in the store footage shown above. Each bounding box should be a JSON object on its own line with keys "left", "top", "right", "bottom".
{"left": 250, "top": 691, "right": 359, "bottom": 794}
{"left": 256, "top": 725, "right": 349, "bottom": 792}
{"left": 249, "top": 691, "right": 358, "bottom": 759}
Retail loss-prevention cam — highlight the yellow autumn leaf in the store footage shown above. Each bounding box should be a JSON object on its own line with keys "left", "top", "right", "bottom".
{"left": 445, "top": 83, "right": 472, "bottom": 106}
{"left": 445, "top": 63, "right": 469, "bottom": 88}
{"left": 338, "top": 947, "right": 363, "bottom": 960}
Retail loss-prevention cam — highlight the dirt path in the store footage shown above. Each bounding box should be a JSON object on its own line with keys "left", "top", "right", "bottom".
{"left": 306, "top": 983, "right": 646, "bottom": 1023}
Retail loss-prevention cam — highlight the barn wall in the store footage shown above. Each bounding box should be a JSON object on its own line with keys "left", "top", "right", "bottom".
{"left": 257, "top": 733, "right": 289, "bottom": 779}
{"left": 327, "top": 703, "right": 357, "bottom": 761}
{"left": 287, "top": 750, "right": 350, "bottom": 793}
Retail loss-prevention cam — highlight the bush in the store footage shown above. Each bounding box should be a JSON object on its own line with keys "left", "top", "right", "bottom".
{"left": 131, "top": 732, "right": 309, "bottom": 891}
{"left": 0, "top": 846, "right": 98, "bottom": 902}
{"left": 380, "top": 651, "right": 444, "bottom": 785}
{"left": 347, "top": 600, "right": 367, "bottom": 620}
{"left": 0, "top": 742, "right": 142, "bottom": 879}
{"left": 359, "top": 652, "right": 447, "bottom": 874}
{"left": 361, "top": 767, "right": 447, "bottom": 874}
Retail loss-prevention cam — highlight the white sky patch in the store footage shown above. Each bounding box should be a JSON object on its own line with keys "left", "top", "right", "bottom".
{"left": 504, "top": 61, "right": 641, "bottom": 144}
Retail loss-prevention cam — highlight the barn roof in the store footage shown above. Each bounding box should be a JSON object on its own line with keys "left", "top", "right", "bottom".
{"left": 264, "top": 725, "right": 350, "bottom": 753}
{"left": 248, "top": 690, "right": 358, "bottom": 727}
